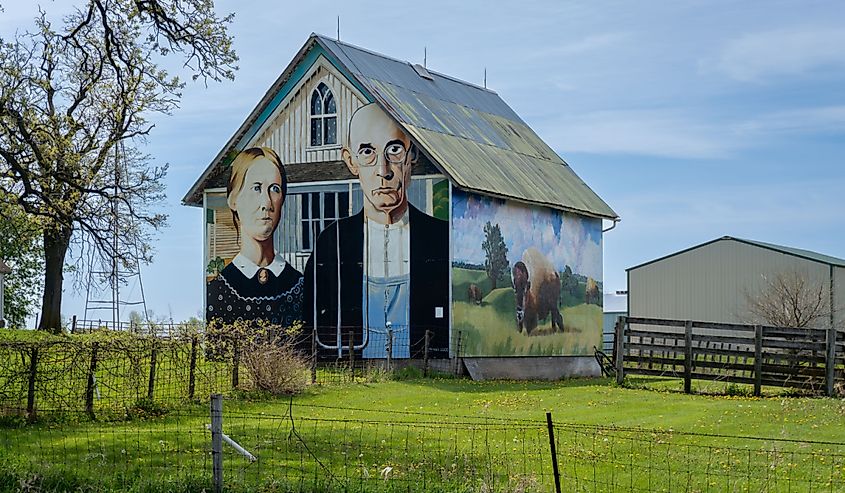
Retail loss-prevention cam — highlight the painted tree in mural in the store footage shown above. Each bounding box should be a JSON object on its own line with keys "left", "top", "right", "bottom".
{"left": 0, "top": 0, "right": 238, "bottom": 332}
{"left": 482, "top": 221, "right": 509, "bottom": 290}
{"left": 561, "top": 265, "right": 579, "bottom": 296}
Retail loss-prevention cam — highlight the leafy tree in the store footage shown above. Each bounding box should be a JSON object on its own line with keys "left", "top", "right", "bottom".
{"left": 482, "top": 221, "right": 508, "bottom": 290}
{"left": 0, "top": 1, "right": 238, "bottom": 333}
{"left": 0, "top": 195, "right": 41, "bottom": 327}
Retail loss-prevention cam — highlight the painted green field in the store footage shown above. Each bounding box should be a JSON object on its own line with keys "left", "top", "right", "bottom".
{"left": 2, "top": 378, "right": 844, "bottom": 492}
{"left": 452, "top": 267, "right": 602, "bottom": 356}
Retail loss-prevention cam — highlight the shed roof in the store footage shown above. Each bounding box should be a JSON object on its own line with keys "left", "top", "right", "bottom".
{"left": 183, "top": 34, "right": 617, "bottom": 220}
{"left": 627, "top": 236, "right": 845, "bottom": 271}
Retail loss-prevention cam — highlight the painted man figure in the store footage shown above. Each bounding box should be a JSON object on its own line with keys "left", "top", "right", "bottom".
{"left": 304, "top": 103, "right": 449, "bottom": 360}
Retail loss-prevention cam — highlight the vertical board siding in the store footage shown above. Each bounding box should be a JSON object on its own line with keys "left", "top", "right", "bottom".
{"left": 629, "top": 239, "right": 832, "bottom": 326}
{"left": 253, "top": 59, "right": 366, "bottom": 166}
{"left": 208, "top": 208, "right": 239, "bottom": 262}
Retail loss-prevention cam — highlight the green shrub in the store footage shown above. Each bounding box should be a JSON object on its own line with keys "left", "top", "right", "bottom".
{"left": 724, "top": 383, "right": 752, "bottom": 397}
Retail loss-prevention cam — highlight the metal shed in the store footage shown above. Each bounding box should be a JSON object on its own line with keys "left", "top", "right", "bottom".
{"left": 627, "top": 236, "right": 844, "bottom": 328}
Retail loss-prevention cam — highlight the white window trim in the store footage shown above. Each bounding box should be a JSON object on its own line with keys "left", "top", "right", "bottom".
{"left": 307, "top": 78, "right": 339, "bottom": 150}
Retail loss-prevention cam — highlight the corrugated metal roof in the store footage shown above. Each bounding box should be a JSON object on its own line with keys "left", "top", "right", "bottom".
{"left": 184, "top": 34, "right": 617, "bottom": 219}
{"left": 316, "top": 35, "right": 617, "bottom": 220}
{"left": 628, "top": 236, "right": 845, "bottom": 271}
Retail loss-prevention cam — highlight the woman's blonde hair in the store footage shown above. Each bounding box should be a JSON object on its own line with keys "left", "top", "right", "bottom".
{"left": 226, "top": 147, "right": 288, "bottom": 230}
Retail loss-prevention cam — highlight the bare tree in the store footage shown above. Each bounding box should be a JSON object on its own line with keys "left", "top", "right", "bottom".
{"left": 0, "top": 1, "right": 237, "bottom": 332}
{"left": 744, "top": 270, "right": 834, "bottom": 328}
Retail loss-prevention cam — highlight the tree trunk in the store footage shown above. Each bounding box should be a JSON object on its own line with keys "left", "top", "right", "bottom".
{"left": 38, "top": 225, "right": 72, "bottom": 334}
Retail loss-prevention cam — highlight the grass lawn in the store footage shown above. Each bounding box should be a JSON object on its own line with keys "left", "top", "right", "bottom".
{"left": 453, "top": 300, "right": 602, "bottom": 357}
{"left": 2, "top": 377, "right": 844, "bottom": 492}
{"left": 452, "top": 267, "right": 603, "bottom": 357}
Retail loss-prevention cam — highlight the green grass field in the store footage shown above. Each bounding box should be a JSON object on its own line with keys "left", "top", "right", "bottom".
{"left": 2, "top": 377, "right": 844, "bottom": 492}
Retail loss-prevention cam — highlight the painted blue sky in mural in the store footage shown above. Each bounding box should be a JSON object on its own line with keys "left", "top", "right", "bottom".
{"left": 452, "top": 190, "right": 603, "bottom": 281}
{"left": 3, "top": 1, "right": 844, "bottom": 323}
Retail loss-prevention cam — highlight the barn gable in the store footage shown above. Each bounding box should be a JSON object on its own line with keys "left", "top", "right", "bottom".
{"left": 183, "top": 34, "right": 617, "bottom": 222}
{"left": 246, "top": 55, "right": 368, "bottom": 166}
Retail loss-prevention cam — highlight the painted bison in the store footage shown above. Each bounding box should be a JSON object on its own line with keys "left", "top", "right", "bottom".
{"left": 585, "top": 277, "right": 600, "bottom": 305}
{"left": 467, "top": 283, "right": 483, "bottom": 305}
{"left": 512, "top": 247, "right": 564, "bottom": 335}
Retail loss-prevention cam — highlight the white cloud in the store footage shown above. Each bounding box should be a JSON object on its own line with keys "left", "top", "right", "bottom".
{"left": 707, "top": 26, "right": 845, "bottom": 82}
{"left": 540, "top": 110, "right": 735, "bottom": 159}
{"left": 733, "top": 105, "right": 845, "bottom": 135}
{"left": 528, "top": 32, "right": 632, "bottom": 59}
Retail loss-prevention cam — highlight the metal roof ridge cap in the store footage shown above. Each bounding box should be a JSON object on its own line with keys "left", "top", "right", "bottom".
{"left": 730, "top": 237, "right": 845, "bottom": 267}
{"left": 423, "top": 68, "right": 498, "bottom": 94}
{"left": 625, "top": 237, "right": 729, "bottom": 272}
{"left": 626, "top": 235, "right": 845, "bottom": 271}
{"left": 314, "top": 33, "right": 499, "bottom": 94}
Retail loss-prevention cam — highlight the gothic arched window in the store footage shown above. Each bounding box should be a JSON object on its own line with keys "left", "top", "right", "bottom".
{"left": 310, "top": 82, "right": 337, "bottom": 146}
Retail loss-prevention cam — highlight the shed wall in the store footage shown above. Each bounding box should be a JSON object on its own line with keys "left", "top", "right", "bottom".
{"left": 629, "top": 239, "right": 831, "bottom": 325}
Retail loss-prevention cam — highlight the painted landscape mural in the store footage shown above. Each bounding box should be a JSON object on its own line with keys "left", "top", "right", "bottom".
{"left": 451, "top": 189, "right": 603, "bottom": 356}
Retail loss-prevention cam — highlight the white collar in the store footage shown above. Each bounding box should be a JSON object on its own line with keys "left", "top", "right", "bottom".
{"left": 365, "top": 210, "right": 410, "bottom": 230}
{"left": 231, "top": 253, "right": 286, "bottom": 279}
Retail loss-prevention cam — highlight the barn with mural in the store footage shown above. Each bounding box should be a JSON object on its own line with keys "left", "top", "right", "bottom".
{"left": 183, "top": 34, "right": 618, "bottom": 377}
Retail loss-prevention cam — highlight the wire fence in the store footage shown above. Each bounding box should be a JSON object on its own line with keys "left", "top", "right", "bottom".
{"left": 0, "top": 328, "right": 464, "bottom": 418}
{"left": 0, "top": 335, "right": 234, "bottom": 418}
{"left": 1, "top": 400, "right": 844, "bottom": 492}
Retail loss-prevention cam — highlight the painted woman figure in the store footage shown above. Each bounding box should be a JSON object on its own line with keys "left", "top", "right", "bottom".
{"left": 206, "top": 147, "right": 303, "bottom": 326}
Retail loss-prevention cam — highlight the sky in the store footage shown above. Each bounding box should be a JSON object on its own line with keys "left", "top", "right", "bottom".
{"left": 3, "top": 0, "right": 845, "bottom": 323}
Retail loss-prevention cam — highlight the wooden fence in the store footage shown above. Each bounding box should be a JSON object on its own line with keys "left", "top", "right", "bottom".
{"left": 613, "top": 317, "right": 845, "bottom": 396}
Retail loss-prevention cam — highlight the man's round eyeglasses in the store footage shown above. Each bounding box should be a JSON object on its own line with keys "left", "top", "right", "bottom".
{"left": 357, "top": 142, "right": 409, "bottom": 167}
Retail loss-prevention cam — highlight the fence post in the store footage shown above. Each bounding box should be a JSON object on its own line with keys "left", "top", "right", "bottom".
{"left": 614, "top": 317, "right": 626, "bottom": 385}
{"left": 188, "top": 336, "right": 198, "bottom": 400}
{"left": 210, "top": 394, "right": 223, "bottom": 493}
{"left": 454, "top": 330, "right": 463, "bottom": 376}
{"left": 754, "top": 325, "right": 763, "bottom": 397}
{"left": 423, "top": 330, "right": 430, "bottom": 377}
{"left": 386, "top": 328, "right": 393, "bottom": 372}
{"left": 26, "top": 346, "right": 38, "bottom": 422}
{"left": 826, "top": 326, "right": 837, "bottom": 397}
{"left": 231, "top": 341, "right": 240, "bottom": 390}
{"left": 348, "top": 330, "right": 355, "bottom": 382}
{"left": 684, "top": 320, "right": 693, "bottom": 394}
{"left": 71, "top": 315, "right": 77, "bottom": 334}
{"left": 85, "top": 342, "right": 99, "bottom": 418}
{"left": 148, "top": 344, "right": 158, "bottom": 400}
{"left": 310, "top": 327, "right": 317, "bottom": 385}
{"left": 545, "top": 412, "right": 562, "bottom": 493}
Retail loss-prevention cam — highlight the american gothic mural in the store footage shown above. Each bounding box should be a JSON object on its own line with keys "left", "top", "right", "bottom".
{"left": 206, "top": 104, "right": 450, "bottom": 360}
